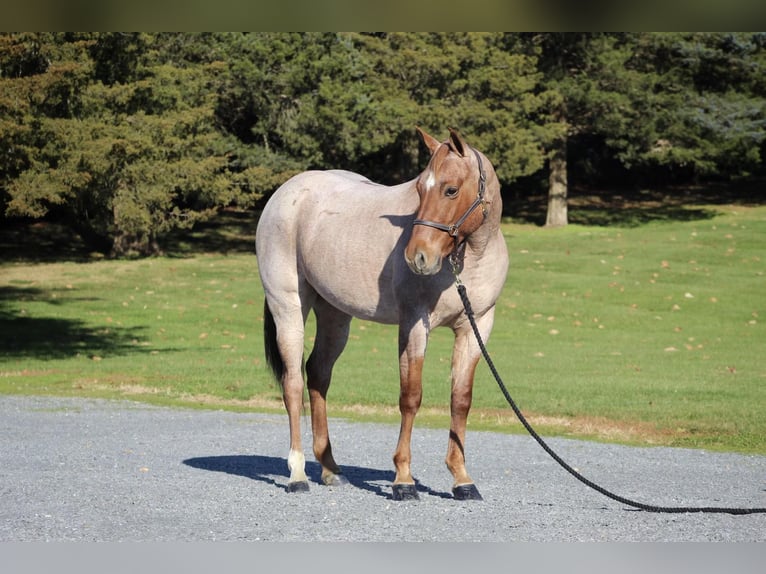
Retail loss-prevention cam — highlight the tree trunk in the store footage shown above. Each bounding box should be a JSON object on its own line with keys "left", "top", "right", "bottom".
{"left": 545, "top": 136, "right": 568, "bottom": 227}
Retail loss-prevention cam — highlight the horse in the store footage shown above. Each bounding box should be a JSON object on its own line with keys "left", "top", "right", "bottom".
{"left": 255, "top": 128, "right": 509, "bottom": 500}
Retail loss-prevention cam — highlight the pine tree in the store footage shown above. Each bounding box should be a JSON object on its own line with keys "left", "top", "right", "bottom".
{"left": 1, "top": 33, "right": 257, "bottom": 256}
{"left": 528, "top": 32, "right": 766, "bottom": 226}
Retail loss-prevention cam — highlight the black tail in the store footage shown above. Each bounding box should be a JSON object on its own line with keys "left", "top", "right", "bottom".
{"left": 263, "top": 300, "right": 284, "bottom": 386}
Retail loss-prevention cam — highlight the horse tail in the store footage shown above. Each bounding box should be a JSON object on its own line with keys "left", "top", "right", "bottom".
{"left": 263, "top": 300, "right": 284, "bottom": 386}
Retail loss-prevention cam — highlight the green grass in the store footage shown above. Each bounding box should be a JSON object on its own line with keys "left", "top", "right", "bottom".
{"left": 1, "top": 202, "right": 765, "bottom": 454}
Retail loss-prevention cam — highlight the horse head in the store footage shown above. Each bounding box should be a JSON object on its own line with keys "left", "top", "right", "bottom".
{"left": 405, "top": 127, "right": 492, "bottom": 275}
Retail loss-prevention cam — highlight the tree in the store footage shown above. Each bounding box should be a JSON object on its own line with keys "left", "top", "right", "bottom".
{"left": 215, "top": 33, "right": 555, "bottom": 187}
{"left": 630, "top": 33, "right": 766, "bottom": 182}
{"left": 524, "top": 33, "right": 638, "bottom": 227}
{"left": 528, "top": 32, "right": 766, "bottom": 227}
{"left": 311, "top": 33, "right": 556, "bottom": 185}
{"left": 5, "top": 33, "right": 761, "bottom": 255}
{"left": 1, "top": 33, "right": 261, "bottom": 256}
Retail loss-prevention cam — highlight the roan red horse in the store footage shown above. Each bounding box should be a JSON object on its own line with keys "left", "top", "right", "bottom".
{"left": 255, "top": 128, "right": 509, "bottom": 500}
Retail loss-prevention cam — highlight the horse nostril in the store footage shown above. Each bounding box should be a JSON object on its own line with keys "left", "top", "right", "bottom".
{"left": 405, "top": 248, "right": 441, "bottom": 275}
{"left": 415, "top": 251, "right": 427, "bottom": 271}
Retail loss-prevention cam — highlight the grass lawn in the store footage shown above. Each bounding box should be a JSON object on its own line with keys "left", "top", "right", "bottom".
{"left": 1, "top": 197, "right": 764, "bottom": 454}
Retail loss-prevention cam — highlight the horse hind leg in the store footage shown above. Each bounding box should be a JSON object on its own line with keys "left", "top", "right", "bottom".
{"left": 264, "top": 295, "right": 312, "bottom": 493}
{"left": 306, "top": 298, "right": 352, "bottom": 487}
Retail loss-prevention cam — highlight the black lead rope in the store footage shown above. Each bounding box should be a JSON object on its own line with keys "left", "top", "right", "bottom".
{"left": 456, "top": 282, "right": 766, "bottom": 515}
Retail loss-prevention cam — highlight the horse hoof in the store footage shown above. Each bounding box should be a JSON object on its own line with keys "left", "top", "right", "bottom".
{"left": 391, "top": 483, "right": 420, "bottom": 501}
{"left": 452, "top": 484, "right": 483, "bottom": 501}
{"left": 287, "top": 481, "right": 310, "bottom": 493}
{"left": 323, "top": 473, "right": 349, "bottom": 487}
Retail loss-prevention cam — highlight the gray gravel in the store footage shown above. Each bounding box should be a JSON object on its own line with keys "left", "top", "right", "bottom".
{"left": 1, "top": 395, "right": 764, "bottom": 542}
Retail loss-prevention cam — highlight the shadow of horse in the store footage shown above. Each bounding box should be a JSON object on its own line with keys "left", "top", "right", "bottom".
{"left": 183, "top": 455, "right": 452, "bottom": 500}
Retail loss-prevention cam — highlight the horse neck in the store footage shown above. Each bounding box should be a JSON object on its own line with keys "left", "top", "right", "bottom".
{"left": 465, "top": 174, "right": 502, "bottom": 260}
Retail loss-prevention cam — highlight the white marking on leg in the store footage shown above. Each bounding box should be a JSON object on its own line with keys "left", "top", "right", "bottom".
{"left": 287, "top": 448, "right": 308, "bottom": 484}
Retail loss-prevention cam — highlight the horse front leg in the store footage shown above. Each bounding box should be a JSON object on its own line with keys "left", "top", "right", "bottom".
{"left": 391, "top": 323, "right": 427, "bottom": 501}
{"left": 446, "top": 307, "right": 496, "bottom": 501}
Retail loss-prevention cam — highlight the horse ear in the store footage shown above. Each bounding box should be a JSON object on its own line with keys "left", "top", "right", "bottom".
{"left": 416, "top": 126, "right": 442, "bottom": 154}
{"left": 448, "top": 128, "right": 467, "bottom": 157}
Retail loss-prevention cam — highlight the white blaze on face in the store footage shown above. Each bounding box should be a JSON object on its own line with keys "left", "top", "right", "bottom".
{"left": 425, "top": 170, "right": 436, "bottom": 192}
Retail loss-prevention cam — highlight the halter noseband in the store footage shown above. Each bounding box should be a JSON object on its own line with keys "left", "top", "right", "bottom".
{"left": 413, "top": 146, "right": 488, "bottom": 262}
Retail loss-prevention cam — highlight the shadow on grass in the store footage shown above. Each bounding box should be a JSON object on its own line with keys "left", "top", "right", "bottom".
{"left": 0, "top": 285, "right": 152, "bottom": 360}
{"left": 0, "top": 209, "right": 258, "bottom": 263}
{"left": 162, "top": 209, "right": 257, "bottom": 257}
{"left": 183, "top": 454, "right": 452, "bottom": 500}
{"left": 3, "top": 180, "right": 761, "bottom": 262}
{"left": 0, "top": 219, "right": 93, "bottom": 263}
{"left": 505, "top": 181, "right": 764, "bottom": 227}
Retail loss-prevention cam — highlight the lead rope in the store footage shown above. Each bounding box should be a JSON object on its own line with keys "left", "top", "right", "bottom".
{"left": 455, "top": 278, "right": 766, "bottom": 515}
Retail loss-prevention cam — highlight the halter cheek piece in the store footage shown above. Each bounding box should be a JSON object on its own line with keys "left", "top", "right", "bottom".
{"left": 413, "top": 147, "right": 488, "bottom": 264}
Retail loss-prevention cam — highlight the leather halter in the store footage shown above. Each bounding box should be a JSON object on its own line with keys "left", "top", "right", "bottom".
{"left": 413, "top": 146, "right": 488, "bottom": 263}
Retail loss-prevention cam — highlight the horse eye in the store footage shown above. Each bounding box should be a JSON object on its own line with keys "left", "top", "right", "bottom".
{"left": 445, "top": 186, "right": 459, "bottom": 198}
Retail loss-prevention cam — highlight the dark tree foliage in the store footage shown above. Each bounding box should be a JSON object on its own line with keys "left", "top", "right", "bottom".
{"left": 1, "top": 33, "right": 763, "bottom": 254}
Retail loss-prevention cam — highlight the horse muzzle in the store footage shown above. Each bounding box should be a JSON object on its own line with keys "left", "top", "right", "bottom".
{"left": 404, "top": 246, "right": 443, "bottom": 275}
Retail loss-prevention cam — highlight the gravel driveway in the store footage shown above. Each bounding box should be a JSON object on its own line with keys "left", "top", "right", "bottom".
{"left": 1, "top": 395, "right": 764, "bottom": 542}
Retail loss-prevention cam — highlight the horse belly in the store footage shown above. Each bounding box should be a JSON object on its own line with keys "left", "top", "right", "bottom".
{"left": 298, "top": 221, "right": 401, "bottom": 323}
